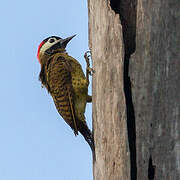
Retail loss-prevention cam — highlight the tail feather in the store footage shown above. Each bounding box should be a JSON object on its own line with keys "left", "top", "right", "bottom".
{"left": 78, "top": 122, "right": 95, "bottom": 154}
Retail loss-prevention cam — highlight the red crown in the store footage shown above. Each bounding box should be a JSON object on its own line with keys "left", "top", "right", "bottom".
{"left": 37, "top": 41, "right": 45, "bottom": 63}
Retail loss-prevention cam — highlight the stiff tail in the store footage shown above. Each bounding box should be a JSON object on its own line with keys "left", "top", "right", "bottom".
{"left": 78, "top": 122, "right": 95, "bottom": 155}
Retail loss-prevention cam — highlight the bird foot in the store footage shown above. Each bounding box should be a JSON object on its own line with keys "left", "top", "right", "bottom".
{"left": 84, "top": 51, "right": 95, "bottom": 76}
{"left": 87, "top": 67, "right": 95, "bottom": 76}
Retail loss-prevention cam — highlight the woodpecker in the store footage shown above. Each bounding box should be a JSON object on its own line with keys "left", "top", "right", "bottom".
{"left": 37, "top": 35, "right": 94, "bottom": 152}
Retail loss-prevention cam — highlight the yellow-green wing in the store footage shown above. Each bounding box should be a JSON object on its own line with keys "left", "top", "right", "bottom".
{"left": 46, "top": 53, "right": 78, "bottom": 135}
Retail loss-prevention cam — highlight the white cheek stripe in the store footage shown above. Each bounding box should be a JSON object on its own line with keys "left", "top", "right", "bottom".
{"left": 40, "top": 39, "right": 61, "bottom": 54}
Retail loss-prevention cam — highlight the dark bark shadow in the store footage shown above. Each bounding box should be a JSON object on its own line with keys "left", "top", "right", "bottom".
{"left": 110, "top": 0, "right": 137, "bottom": 179}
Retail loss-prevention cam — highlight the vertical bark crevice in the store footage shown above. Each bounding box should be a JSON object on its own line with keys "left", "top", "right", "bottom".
{"left": 129, "top": 1, "right": 180, "bottom": 178}
{"left": 124, "top": 54, "right": 137, "bottom": 180}
{"left": 110, "top": 0, "right": 137, "bottom": 179}
{"left": 110, "top": 0, "right": 137, "bottom": 55}
{"left": 148, "top": 155, "right": 156, "bottom": 180}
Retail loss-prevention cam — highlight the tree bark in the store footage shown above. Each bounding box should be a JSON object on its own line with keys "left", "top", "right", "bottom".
{"left": 88, "top": 0, "right": 131, "bottom": 180}
{"left": 130, "top": 0, "right": 180, "bottom": 179}
{"left": 88, "top": 0, "right": 179, "bottom": 179}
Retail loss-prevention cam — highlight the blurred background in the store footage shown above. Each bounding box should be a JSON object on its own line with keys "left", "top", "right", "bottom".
{"left": 0, "top": 0, "right": 93, "bottom": 179}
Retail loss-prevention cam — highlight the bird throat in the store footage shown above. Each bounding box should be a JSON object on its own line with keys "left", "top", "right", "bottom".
{"left": 45, "top": 46, "right": 66, "bottom": 55}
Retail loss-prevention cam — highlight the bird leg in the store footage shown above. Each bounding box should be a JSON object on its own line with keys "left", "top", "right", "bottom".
{"left": 84, "top": 51, "right": 94, "bottom": 103}
{"left": 87, "top": 95, "right": 92, "bottom": 103}
{"left": 84, "top": 51, "right": 94, "bottom": 85}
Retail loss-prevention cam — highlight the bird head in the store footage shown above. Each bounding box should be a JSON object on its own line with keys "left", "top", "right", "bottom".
{"left": 37, "top": 35, "right": 76, "bottom": 63}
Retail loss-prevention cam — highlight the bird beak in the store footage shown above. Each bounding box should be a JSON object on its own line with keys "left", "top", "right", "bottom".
{"left": 60, "top": 34, "right": 76, "bottom": 48}
{"left": 45, "top": 35, "right": 76, "bottom": 55}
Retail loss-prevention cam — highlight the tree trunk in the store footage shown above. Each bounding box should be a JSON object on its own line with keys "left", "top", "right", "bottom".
{"left": 88, "top": 0, "right": 131, "bottom": 179}
{"left": 88, "top": 0, "right": 179, "bottom": 179}
{"left": 130, "top": 0, "right": 180, "bottom": 179}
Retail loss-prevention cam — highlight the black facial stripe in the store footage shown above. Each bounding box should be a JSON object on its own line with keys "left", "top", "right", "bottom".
{"left": 47, "top": 41, "right": 61, "bottom": 52}
{"left": 45, "top": 41, "right": 62, "bottom": 55}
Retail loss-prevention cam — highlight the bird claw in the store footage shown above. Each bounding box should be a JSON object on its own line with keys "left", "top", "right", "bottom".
{"left": 84, "top": 50, "right": 94, "bottom": 85}
{"left": 84, "top": 50, "right": 91, "bottom": 56}
{"left": 84, "top": 51, "right": 94, "bottom": 74}
{"left": 84, "top": 51, "right": 91, "bottom": 63}
{"left": 87, "top": 67, "right": 95, "bottom": 76}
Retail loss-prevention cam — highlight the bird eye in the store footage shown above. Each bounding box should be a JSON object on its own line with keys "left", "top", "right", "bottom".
{"left": 49, "top": 38, "right": 55, "bottom": 43}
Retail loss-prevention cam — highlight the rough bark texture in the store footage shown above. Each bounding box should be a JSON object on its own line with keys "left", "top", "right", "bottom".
{"left": 88, "top": 0, "right": 131, "bottom": 179}
{"left": 130, "top": 0, "right": 180, "bottom": 179}
{"left": 88, "top": 0, "right": 179, "bottom": 179}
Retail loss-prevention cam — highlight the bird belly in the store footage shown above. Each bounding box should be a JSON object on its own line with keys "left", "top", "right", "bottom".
{"left": 72, "top": 76, "right": 88, "bottom": 123}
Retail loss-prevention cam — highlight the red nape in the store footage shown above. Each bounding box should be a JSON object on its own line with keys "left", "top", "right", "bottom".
{"left": 37, "top": 41, "right": 45, "bottom": 63}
